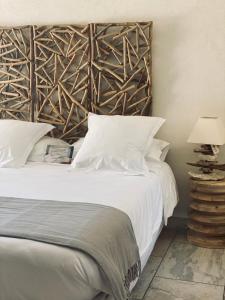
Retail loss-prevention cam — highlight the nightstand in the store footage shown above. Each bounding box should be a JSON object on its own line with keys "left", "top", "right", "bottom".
{"left": 187, "top": 179, "right": 225, "bottom": 248}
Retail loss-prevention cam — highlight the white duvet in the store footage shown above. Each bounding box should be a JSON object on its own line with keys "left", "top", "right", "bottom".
{"left": 0, "top": 159, "right": 177, "bottom": 264}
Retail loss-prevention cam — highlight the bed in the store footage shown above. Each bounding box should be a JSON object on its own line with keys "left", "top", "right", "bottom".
{"left": 0, "top": 21, "right": 178, "bottom": 300}
{"left": 0, "top": 159, "right": 177, "bottom": 300}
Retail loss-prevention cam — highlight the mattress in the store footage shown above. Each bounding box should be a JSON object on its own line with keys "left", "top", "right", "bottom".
{"left": 0, "top": 159, "right": 178, "bottom": 300}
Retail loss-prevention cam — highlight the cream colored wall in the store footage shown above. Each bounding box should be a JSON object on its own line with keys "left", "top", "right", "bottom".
{"left": 0, "top": 0, "right": 225, "bottom": 217}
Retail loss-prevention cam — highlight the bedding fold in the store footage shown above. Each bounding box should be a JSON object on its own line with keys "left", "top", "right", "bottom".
{"left": 0, "top": 197, "right": 141, "bottom": 300}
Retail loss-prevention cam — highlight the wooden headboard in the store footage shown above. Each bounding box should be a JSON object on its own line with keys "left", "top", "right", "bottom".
{"left": 0, "top": 22, "right": 152, "bottom": 142}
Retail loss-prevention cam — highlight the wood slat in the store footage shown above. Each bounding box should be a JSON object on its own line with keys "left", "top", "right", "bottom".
{"left": 190, "top": 200, "right": 225, "bottom": 214}
{"left": 188, "top": 220, "right": 225, "bottom": 236}
{"left": 190, "top": 192, "right": 225, "bottom": 202}
{"left": 190, "top": 179, "right": 225, "bottom": 194}
{"left": 187, "top": 230, "right": 225, "bottom": 249}
{"left": 190, "top": 211, "right": 225, "bottom": 225}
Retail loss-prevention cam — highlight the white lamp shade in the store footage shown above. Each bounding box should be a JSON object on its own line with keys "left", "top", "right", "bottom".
{"left": 188, "top": 116, "right": 225, "bottom": 145}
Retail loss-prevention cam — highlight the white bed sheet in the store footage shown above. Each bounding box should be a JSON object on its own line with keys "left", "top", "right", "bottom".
{"left": 0, "top": 159, "right": 178, "bottom": 265}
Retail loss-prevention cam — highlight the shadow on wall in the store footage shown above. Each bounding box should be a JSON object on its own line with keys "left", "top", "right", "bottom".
{"left": 152, "top": 15, "right": 192, "bottom": 218}
{"left": 152, "top": 5, "right": 225, "bottom": 218}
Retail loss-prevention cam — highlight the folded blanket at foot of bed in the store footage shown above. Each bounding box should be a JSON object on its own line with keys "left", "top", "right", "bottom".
{"left": 0, "top": 197, "right": 141, "bottom": 300}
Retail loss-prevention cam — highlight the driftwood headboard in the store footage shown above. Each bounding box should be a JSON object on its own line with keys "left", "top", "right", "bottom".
{"left": 0, "top": 22, "right": 152, "bottom": 142}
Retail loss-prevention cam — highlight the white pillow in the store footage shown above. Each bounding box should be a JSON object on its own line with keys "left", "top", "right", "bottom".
{"left": 146, "top": 138, "right": 170, "bottom": 161}
{"left": 72, "top": 113, "right": 165, "bottom": 174}
{"left": 72, "top": 138, "right": 85, "bottom": 159}
{"left": 28, "top": 136, "right": 69, "bottom": 162}
{"left": 0, "top": 120, "right": 54, "bottom": 168}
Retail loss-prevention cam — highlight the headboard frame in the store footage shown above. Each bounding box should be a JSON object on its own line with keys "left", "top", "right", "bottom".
{"left": 0, "top": 22, "right": 152, "bottom": 143}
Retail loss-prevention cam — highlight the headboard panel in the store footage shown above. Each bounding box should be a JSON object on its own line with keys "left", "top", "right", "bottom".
{"left": 33, "top": 25, "right": 90, "bottom": 141}
{"left": 0, "top": 22, "right": 152, "bottom": 142}
{"left": 90, "top": 22, "right": 152, "bottom": 116}
{"left": 0, "top": 26, "right": 32, "bottom": 121}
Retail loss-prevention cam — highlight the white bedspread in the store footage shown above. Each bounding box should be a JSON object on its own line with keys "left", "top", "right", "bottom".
{"left": 0, "top": 159, "right": 178, "bottom": 263}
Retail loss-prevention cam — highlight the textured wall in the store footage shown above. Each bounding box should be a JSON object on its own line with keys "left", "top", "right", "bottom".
{"left": 0, "top": 0, "right": 225, "bottom": 217}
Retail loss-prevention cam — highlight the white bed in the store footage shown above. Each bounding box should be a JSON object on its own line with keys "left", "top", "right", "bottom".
{"left": 0, "top": 159, "right": 178, "bottom": 300}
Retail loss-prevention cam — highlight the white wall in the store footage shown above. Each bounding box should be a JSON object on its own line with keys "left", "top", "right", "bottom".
{"left": 0, "top": 0, "right": 225, "bottom": 217}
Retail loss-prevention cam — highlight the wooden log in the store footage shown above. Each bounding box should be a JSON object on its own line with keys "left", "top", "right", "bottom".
{"left": 190, "top": 200, "right": 225, "bottom": 214}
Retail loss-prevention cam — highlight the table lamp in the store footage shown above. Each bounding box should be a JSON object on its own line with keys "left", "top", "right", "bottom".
{"left": 187, "top": 116, "right": 225, "bottom": 180}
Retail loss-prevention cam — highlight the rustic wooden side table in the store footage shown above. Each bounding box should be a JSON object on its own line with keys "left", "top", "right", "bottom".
{"left": 187, "top": 179, "right": 225, "bottom": 248}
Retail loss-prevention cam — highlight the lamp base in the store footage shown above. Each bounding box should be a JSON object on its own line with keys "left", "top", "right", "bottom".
{"left": 188, "top": 171, "right": 225, "bottom": 181}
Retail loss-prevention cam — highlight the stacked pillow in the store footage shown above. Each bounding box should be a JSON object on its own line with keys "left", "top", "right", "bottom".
{"left": 73, "top": 137, "right": 170, "bottom": 163}
{"left": 146, "top": 138, "right": 170, "bottom": 161}
{"left": 71, "top": 113, "right": 166, "bottom": 174}
{"left": 0, "top": 120, "right": 54, "bottom": 168}
{"left": 0, "top": 115, "right": 169, "bottom": 171}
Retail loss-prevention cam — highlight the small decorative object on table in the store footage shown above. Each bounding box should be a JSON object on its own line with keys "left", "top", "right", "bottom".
{"left": 187, "top": 116, "right": 225, "bottom": 181}
{"left": 188, "top": 178, "right": 225, "bottom": 248}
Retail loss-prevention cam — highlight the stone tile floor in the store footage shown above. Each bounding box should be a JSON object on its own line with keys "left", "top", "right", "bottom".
{"left": 143, "top": 222, "right": 225, "bottom": 300}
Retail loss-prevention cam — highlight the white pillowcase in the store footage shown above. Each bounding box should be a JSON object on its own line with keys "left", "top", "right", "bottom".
{"left": 72, "top": 138, "right": 85, "bottom": 159}
{"left": 28, "top": 136, "right": 69, "bottom": 162}
{"left": 146, "top": 138, "right": 170, "bottom": 161}
{"left": 0, "top": 120, "right": 54, "bottom": 168}
{"left": 72, "top": 113, "right": 165, "bottom": 174}
{"left": 73, "top": 137, "right": 170, "bottom": 162}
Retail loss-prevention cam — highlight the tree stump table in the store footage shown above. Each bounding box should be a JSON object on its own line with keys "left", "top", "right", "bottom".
{"left": 188, "top": 179, "right": 225, "bottom": 248}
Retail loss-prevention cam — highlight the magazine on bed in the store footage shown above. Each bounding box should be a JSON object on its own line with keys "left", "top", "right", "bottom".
{"left": 45, "top": 145, "right": 74, "bottom": 164}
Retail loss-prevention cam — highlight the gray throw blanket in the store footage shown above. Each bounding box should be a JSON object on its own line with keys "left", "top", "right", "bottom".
{"left": 0, "top": 198, "right": 141, "bottom": 300}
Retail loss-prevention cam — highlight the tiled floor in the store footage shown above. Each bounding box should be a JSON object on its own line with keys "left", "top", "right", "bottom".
{"left": 143, "top": 224, "right": 225, "bottom": 300}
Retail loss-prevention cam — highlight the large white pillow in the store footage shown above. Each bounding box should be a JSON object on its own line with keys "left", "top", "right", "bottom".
{"left": 28, "top": 136, "right": 69, "bottom": 162}
{"left": 146, "top": 138, "right": 170, "bottom": 161}
{"left": 72, "top": 113, "right": 165, "bottom": 174}
{"left": 0, "top": 120, "right": 54, "bottom": 168}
